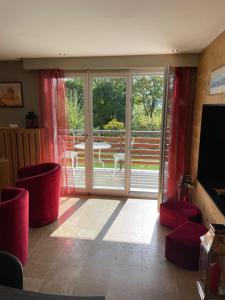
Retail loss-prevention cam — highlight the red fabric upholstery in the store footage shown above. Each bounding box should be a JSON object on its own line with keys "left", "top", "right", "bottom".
{"left": 16, "top": 163, "right": 61, "bottom": 227}
{"left": 167, "top": 68, "right": 197, "bottom": 201}
{"left": 165, "top": 221, "right": 208, "bottom": 270}
{"left": 160, "top": 201, "right": 202, "bottom": 229}
{"left": 0, "top": 187, "right": 29, "bottom": 265}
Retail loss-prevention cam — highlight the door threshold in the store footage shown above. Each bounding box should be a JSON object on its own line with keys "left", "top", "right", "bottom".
{"left": 63, "top": 191, "right": 158, "bottom": 201}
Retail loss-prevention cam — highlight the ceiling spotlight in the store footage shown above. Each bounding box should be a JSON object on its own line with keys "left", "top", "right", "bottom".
{"left": 171, "top": 49, "right": 180, "bottom": 53}
{"left": 59, "top": 52, "right": 66, "bottom": 56}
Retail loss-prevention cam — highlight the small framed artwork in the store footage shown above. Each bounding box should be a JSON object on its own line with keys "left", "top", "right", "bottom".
{"left": 0, "top": 82, "right": 23, "bottom": 107}
{"left": 209, "top": 66, "right": 225, "bottom": 95}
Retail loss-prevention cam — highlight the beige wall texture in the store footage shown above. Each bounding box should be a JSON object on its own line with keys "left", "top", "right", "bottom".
{"left": 23, "top": 53, "right": 199, "bottom": 70}
{"left": 0, "top": 61, "right": 38, "bottom": 128}
{"left": 190, "top": 30, "right": 225, "bottom": 225}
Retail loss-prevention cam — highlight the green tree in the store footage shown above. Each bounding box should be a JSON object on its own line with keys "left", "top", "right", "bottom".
{"left": 133, "top": 75, "right": 163, "bottom": 118}
{"left": 93, "top": 78, "right": 126, "bottom": 129}
{"left": 65, "top": 79, "right": 84, "bottom": 130}
{"left": 65, "top": 76, "right": 163, "bottom": 131}
{"left": 132, "top": 105, "right": 161, "bottom": 130}
{"left": 66, "top": 78, "right": 84, "bottom": 106}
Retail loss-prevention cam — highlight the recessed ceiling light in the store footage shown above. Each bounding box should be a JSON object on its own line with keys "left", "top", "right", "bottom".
{"left": 59, "top": 52, "right": 66, "bottom": 56}
{"left": 171, "top": 49, "right": 180, "bottom": 53}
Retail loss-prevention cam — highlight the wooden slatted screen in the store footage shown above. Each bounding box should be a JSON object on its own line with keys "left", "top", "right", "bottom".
{"left": 0, "top": 128, "right": 42, "bottom": 184}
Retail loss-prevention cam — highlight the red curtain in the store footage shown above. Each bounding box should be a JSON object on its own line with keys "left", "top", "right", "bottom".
{"left": 167, "top": 67, "right": 197, "bottom": 201}
{"left": 39, "top": 70, "right": 75, "bottom": 195}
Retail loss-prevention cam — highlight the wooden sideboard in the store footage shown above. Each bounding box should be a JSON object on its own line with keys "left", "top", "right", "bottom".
{"left": 0, "top": 159, "right": 11, "bottom": 190}
{"left": 0, "top": 128, "right": 42, "bottom": 184}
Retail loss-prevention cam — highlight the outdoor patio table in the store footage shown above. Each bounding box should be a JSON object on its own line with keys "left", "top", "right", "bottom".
{"left": 74, "top": 142, "right": 111, "bottom": 167}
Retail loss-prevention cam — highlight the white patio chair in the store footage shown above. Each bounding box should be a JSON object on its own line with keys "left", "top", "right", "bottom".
{"left": 113, "top": 138, "right": 135, "bottom": 175}
{"left": 63, "top": 132, "right": 79, "bottom": 170}
{"left": 64, "top": 150, "right": 79, "bottom": 169}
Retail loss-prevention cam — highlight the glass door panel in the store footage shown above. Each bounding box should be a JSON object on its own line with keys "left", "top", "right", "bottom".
{"left": 64, "top": 71, "right": 165, "bottom": 197}
{"left": 65, "top": 76, "right": 87, "bottom": 190}
{"left": 130, "top": 73, "right": 164, "bottom": 197}
{"left": 91, "top": 76, "right": 127, "bottom": 191}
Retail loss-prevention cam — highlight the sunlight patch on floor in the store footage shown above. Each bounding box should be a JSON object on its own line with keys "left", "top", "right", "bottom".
{"left": 58, "top": 196, "right": 81, "bottom": 217}
{"left": 103, "top": 199, "right": 158, "bottom": 245}
{"left": 50, "top": 198, "right": 121, "bottom": 240}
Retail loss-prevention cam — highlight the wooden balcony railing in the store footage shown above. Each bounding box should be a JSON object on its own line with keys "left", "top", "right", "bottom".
{"left": 62, "top": 130, "right": 167, "bottom": 168}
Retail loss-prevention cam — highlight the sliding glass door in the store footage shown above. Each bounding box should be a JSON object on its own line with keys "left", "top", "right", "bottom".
{"left": 64, "top": 75, "right": 88, "bottom": 192}
{"left": 90, "top": 74, "right": 128, "bottom": 193}
{"left": 130, "top": 72, "right": 163, "bottom": 198}
{"left": 64, "top": 70, "right": 164, "bottom": 197}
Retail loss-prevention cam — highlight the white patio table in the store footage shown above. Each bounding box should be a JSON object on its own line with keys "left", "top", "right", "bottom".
{"left": 74, "top": 142, "right": 111, "bottom": 168}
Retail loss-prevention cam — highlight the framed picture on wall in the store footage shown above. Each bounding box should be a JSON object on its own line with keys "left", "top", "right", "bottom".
{"left": 209, "top": 65, "right": 225, "bottom": 95}
{"left": 0, "top": 82, "right": 23, "bottom": 107}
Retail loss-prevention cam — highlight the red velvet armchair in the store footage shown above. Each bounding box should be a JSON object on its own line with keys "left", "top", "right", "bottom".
{"left": 0, "top": 187, "right": 29, "bottom": 265}
{"left": 16, "top": 163, "right": 61, "bottom": 227}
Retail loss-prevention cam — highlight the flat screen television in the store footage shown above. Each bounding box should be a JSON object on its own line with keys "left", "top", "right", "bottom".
{"left": 197, "top": 104, "right": 225, "bottom": 213}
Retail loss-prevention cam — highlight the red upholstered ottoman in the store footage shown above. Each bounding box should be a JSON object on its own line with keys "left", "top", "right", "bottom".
{"left": 160, "top": 201, "right": 202, "bottom": 229}
{"left": 165, "top": 221, "right": 208, "bottom": 270}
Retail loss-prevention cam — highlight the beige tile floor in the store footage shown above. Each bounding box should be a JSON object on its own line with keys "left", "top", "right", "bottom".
{"left": 23, "top": 196, "right": 201, "bottom": 300}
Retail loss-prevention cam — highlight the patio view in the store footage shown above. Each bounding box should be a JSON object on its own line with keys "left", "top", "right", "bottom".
{"left": 63, "top": 74, "right": 163, "bottom": 196}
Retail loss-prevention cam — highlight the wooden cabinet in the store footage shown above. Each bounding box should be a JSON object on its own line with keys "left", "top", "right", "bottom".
{"left": 0, "top": 128, "right": 42, "bottom": 184}
{"left": 0, "top": 159, "right": 11, "bottom": 190}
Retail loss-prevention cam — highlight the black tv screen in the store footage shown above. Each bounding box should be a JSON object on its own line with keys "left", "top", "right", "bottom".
{"left": 197, "top": 104, "right": 225, "bottom": 183}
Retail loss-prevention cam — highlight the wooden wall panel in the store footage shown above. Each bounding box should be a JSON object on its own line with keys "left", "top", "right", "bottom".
{"left": 23, "top": 133, "right": 30, "bottom": 166}
{"left": 10, "top": 131, "right": 19, "bottom": 182}
{"left": 35, "top": 130, "right": 41, "bottom": 163}
{"left": 190, "top": 30, "right": 225, "bottom": 224}
{"left": 0, "top": 128, "right": 42, "bottom": 184}
{"left": 29, "top": 132, "right": 37, "bottom": 165}
{"left": 0, "top": 130, "right": 6, "bottom": 158}
{"left": 17, "top": 133, "right": 25, "bottom": 168}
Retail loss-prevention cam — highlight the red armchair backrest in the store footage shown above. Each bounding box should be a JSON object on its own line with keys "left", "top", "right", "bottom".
{"left": 16, "top": 163, "right": 61, "bottom": 227}
{"left": 0, "top": 187, "right": 29, "bottom": 265}
{"left": 17, "top": 163, "right": 61, "bottom": 179}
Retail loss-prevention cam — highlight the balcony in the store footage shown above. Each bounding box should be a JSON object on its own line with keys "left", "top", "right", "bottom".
{"left": 63, "top": 130, "right": 161, "bottom": 196}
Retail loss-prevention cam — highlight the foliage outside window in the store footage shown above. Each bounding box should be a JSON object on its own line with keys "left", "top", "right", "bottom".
{"left": 65, "top": 75, "right": 163, "bottom": 131}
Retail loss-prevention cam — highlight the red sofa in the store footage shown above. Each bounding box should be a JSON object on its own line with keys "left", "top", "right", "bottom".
{"left": 16, "top": 163, "right": 61, "bottom": 227}
{"left": 0, "top": 187, "right": 29, "bottom": 265}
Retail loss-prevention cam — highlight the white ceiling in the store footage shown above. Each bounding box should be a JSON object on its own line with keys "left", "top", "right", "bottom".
{"left": 0, "top": 0, "right": 225, "bottom": 60}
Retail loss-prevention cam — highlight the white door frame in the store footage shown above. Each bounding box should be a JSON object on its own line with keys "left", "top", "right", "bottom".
{"left": 64, "top": 72, "right": 89, "bottom": 195}
{"left": 128, "top": 69, "right": 165, "bottom": 199}
{"left": 65, "top": 68, "right": 165, "bottom": 198}
{"left": 88, "top": 71, "right": 130, "bottom": 196}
